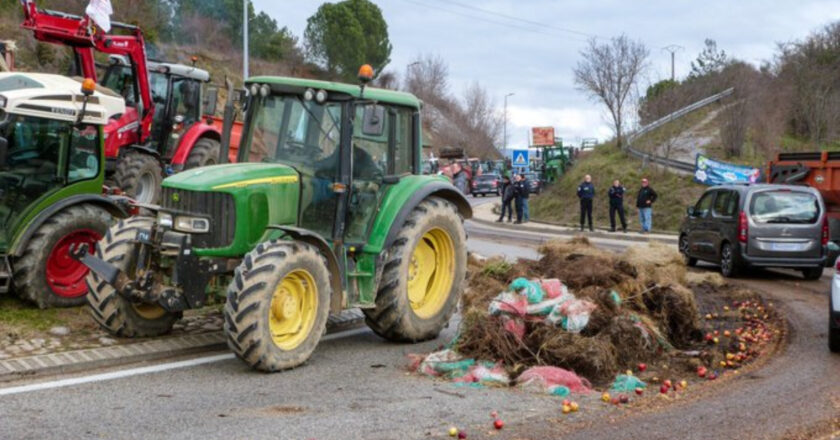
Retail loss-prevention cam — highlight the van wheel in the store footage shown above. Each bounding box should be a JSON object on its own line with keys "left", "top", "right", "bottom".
{"left": 720, "top": 242, "right": 740, "bottom": 278}
{"left": 679, "top": 235, "right": 697, "bottom": 267}
{"left": 802, "top": 266, "right": 823, "bottom": 281}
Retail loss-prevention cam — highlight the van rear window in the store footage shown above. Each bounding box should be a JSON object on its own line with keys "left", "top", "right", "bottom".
{"left": 750, "top": 191, "right": 819, "bottom": 224}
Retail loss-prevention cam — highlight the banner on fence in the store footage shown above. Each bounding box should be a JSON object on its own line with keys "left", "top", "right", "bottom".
{"left": 694, "top": 154, "right": 761, "bottom": 186}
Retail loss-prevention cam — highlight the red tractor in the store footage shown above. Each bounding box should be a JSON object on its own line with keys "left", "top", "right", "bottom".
{"left": 21, "top": 1, "right": 242, "bottom": 203}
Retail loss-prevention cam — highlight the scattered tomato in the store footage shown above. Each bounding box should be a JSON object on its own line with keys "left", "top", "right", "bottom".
{"left": 493, "top": 420, "right": 504, "bottom": 430}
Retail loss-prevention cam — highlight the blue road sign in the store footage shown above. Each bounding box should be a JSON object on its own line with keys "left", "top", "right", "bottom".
{"left": 511, "top": 149, "right": 529, "bottom": 167}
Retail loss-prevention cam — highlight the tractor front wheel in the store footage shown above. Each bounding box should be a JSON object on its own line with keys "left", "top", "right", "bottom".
{"left": 13, "top": 204, "right": 111, "bottom": 308}
{"left": 114, "top": 151, "right": 163, "bottom": 205}
{"left": 364, "top": 196, "right": 466, "bottom": 342}
{"left": 185, "top": 138, "right": 221, "bottom": 169}
{"left": 87, "top": 217, "right": 181, "bottom": 337}
{"left": 224, "top": 241, "right": 331, "bottom": 372}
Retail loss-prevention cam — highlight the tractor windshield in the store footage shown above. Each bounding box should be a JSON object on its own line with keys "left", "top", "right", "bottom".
{"left": 0, "top": 114, "right": 100, "bottom": 245}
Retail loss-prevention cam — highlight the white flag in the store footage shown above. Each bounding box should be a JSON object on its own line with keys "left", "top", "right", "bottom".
{"left": 86, "top": 0, "right": 114, "bottom": 32}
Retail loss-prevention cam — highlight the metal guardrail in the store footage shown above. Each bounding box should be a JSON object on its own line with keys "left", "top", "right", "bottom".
{"left": 625, "top": 88, "right": 735, "bottom": 173}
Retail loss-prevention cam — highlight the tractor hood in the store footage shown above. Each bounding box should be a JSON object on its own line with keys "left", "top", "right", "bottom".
{"left": 162, "top": 163, "right": 299, "bottom": 192}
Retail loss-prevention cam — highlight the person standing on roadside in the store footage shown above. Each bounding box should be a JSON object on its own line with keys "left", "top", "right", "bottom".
{"left": 497, "top": 176, "right": 514, "bottom": 223}
{"left": 513, "top": 174, "right": 526, "bottom": 224}
{"left": 577, "top": 174, "right": 595, "bottom": 231}
{"left": 520, "top": 173, "right": 531, "bottom": 223}
{"left": 636, "top": 178, "right": 658, "bottom": 233}
{"left": 608, "top": 179, "right": 628, "bottom": 233}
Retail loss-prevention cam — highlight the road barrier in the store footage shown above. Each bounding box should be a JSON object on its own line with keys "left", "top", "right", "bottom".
{"left": 625, "top": 88, "right": 735, "bottom": 173}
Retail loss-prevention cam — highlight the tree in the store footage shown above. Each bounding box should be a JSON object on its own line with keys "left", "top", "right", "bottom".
{"left": 304, "top": 0, "right": 392, "bottom": 81}
{"left": 690, "top": 39, "right": 728, "bottom": 78}
{"left": 574, "top": 35, "right": 649, "bottom": 149}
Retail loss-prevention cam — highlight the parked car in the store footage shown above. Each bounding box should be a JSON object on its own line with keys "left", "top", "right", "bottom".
{"left": 523, "top": 172, "right": 542, "bottom": 194}
{"left": 679, "top": 184, "right": 828, "bottom": 279}
{"left": 472, "top": 173, "right": 501, "bottom": 197}
{"left": 830, "top": 257, "right": 840, "bottom": 352}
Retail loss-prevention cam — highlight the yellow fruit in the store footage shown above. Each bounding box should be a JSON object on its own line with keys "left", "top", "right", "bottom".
{"left": 679, "top": 380, "right": 688, "bottom": 389}
{"left": 449, "top": 427, "right": 458, "bottom": 437}
{"left": 570, "top": 402, "right": 579, "bottom": 412}
{"left": 713, "top": 337, "right": 720, "bottom": 344}
{"left": 720, "top": 361, "right": 727, "bottom": 367}
{"left": 562, "top": 405, "right": 571, "bottom": 414}
{"left": 626, "top": 369, "right": 633, "bottom": 376}
{"left": 601, "top": 392, "right": 611, "bottom": 402}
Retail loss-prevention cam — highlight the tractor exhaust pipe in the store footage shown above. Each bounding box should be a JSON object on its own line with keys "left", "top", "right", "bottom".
{"left": 218, "top": 77, "right": 235, "bottom": 164}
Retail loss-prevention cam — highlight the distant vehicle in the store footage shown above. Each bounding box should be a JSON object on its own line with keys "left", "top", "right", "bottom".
{"left": 523, "top": 172, "right": 541, "bottom": 194}
{"left": 829, "top": 257, "right": 839, "bottom": 352}
{"left": 472, "top": 174, "right": 501, "bottom": 197}
{"left": 679, "top": 184, "right": 828, "bottom": 279}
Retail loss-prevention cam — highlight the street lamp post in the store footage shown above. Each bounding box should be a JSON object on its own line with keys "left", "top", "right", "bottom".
{"left": 503, "top": 92, "right": 515, "bottom": 151}
{"left": 243, "top": 0, "right": 249, "bottom": 79}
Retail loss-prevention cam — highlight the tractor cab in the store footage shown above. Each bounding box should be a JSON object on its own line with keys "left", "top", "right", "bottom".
{"left": 101, "top": 56, "right": 212, "bottom": 160}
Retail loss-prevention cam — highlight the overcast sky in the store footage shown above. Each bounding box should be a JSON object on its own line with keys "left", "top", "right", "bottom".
{"left": 252, "top": 0, "right": 840, "bottom": 149}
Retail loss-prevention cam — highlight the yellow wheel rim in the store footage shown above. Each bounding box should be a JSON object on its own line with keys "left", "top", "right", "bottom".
{"left": 407, "top": 227, "right": 455, "bottom": 319}
{"left": 132, "top": 303, "right": 166, "bottom": 320}
{"left": 269, "top": 269, "right": 318, "bottom": 351}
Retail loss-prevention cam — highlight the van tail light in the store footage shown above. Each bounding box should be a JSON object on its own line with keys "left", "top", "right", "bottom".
{"left": 822, "top": 216, "right": 829, "bottom": 246}
{"left": 492, "top": 181, "right": 498, "bottom": 187}
{"left": 738, "top": 212, "right": 748, "bottom": 243}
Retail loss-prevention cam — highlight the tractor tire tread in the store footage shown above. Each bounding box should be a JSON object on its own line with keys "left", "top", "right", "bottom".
{"left": 113, "top": 151, "right": 163, "bottom": 204}
{"left": 184, "top": 138, "right": 221, "bottom": 169}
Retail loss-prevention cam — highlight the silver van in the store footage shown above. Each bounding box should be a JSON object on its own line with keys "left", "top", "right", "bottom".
{"left": 679, "top": 184, "right": 828, "bottom": 279}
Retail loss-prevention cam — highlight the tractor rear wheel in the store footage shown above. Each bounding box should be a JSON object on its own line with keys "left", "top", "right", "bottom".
{"left": 364, "top": 196, "right": 466, "bottom": 342}
{"left": 185, "top": 138, "right": 221, "bottom": 169}
{"left": 13, "top": 204, "right": 111, "bottom": 308}
{"left": 114, "top": 151, "right": 163, "bottom": 205}
{"left": 224, "top": 241, "right": 331, "bottom": 372}
{"left": 86, "top": 217, "right": 180, "bottom": 337}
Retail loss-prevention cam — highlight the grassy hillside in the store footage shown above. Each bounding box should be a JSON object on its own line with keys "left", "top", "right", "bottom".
{"left": 530, "top": 144, "right": 706, "bottom": 233}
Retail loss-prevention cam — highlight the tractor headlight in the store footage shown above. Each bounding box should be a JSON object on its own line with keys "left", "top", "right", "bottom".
{"left": 174, "top": 216, "right": 210, "bottom": 234}
{"left": 158, "top": 212, "right": 174, "bottom": 228}
{"left": 315, "top": 89, "right": 327, "bottom": 103}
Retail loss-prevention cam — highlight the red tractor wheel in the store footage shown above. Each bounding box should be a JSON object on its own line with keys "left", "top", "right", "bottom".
{"left": 45, "top": 229, "right": 102, "bottom": 298}
{"left": 13, "top": 204, "right": 112, "bottom": 308}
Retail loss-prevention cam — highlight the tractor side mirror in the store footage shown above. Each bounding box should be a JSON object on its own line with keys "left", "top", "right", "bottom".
{"left": 203, "top": 87, "right": 219, "bottom": 116}
{"left": 362, "top": 105, "right": 385, "bottom": 137}
{"left": 233, "top": 88, "right": 250, "bottom": 113}
{"left": 686, "top": 206, "right": 696, "bottom": 216}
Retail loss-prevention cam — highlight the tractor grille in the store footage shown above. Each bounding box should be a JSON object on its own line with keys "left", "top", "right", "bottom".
{"left": 160, "top": 187, "right": 236, "bottom": 248}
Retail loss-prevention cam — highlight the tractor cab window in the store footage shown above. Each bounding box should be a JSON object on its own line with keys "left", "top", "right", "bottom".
{"left": 102, "top": 65, "right": 136, "bottom": 106}
{"left": 394, "top": 109, "right": 414, "bottom": 174}
{"left": 243, "top": 93, "right": 343, "bottom": 238}
{"left": 68, "top": 125, "right": 100, "bottom": 183}
{"left": 0, "top": 114, "right": 67, "bottom": 241}
{"left": 171, "top": 78, "right": 201, "bottom": 125}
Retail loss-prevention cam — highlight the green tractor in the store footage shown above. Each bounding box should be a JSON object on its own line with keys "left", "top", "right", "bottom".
{"left": 76, "top": 67, "right": 472, "bottom": 371}
{"left": 0, "top": 72, "right": 130, "bottom": 308}
{"left": 541, "top": 139, "right": 573, "bottom": 184}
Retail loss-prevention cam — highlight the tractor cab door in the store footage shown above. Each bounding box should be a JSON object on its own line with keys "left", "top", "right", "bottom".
{"left": 156, "top": 76, "right": 202, "bottom": 159}
{"left": 343, "top": 104, "right": 415, "bottom": 244}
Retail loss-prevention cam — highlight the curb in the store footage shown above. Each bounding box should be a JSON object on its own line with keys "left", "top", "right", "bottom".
{"left": 0, "top": 309, "right": 365, "bottom": 383}
{"left": 470, "top": 217, "right": 679, "bottom": 244}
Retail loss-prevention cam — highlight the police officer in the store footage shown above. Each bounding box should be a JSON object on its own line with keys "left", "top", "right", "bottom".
{"left": 577, "top": 174, "right": 594, "bottom": 231}
{"left": 608, "top": 179, "right": 627, "bottom": 233}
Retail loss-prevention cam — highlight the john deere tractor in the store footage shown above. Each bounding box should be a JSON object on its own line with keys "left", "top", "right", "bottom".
{"left": 76, "top": 66, "right": 471, "bottom": 371}
{"left": 0, "top": 72, "right": 129, "bottom": 308}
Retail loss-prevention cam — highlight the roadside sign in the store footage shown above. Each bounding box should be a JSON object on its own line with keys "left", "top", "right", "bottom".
{"left": 532, "top": 127, "right": 555, "bottom": 146}
{"left": 512, "top": 149, "right": 529, "bottom": 167}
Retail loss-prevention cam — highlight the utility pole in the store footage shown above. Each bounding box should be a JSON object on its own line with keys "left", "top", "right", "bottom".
{"left": 503, "top": 92, "right": 514, "bottom": 151}
{"left": 243, "top": 0, "right": 249, "bottom": 79}
{"left": 662, "top": 45, "right": 683, "bottom": 81}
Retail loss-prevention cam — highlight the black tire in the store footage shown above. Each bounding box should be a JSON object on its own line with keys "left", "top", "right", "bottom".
{"left": 113, "top": 151, "right": 163, "bottom": 205}
{"left": 679, "top": 234, "right": 697, "bottom": 267}
{"left": 224, "top": 240, "right": 331, "bottom": 372}
{"left": 184, "top": 138, "right": 221, "bottom": 169}
{"left": 364, "top": 196, "right": 467, "bottom": 342}
{"left": 86, "top": 217, "right": 180, "bottom": 337}
{"left": 830, "top": 294, "right": 840, "bottom": 353}
{"left": 720, "top": 242, "right": 741, "bottom": 278}
{"left": 802, "top": 266, "right": 824, "bottom": 281}
{"left": 12, "top": 204, "right": 112, "bottom": 309}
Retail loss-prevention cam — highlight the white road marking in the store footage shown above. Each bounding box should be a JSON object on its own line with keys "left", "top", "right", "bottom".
{"left": 0, "top": 326, "right": 370, "bottom": 396}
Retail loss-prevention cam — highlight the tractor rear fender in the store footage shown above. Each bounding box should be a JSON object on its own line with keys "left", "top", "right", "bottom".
{"left": 169, "top": 122, "right": 221, "bottom": 166}
{"left": 266, "top": 225, "right": 345, "bottom": 314}
{"left": 9, "top": 195, "right": 129, "bottom": 257}
{"left": 124, "top": 143, "right": 160, "bottom": 159}
{"left": 368, "top": 177, "right": 472, "bottom": 254}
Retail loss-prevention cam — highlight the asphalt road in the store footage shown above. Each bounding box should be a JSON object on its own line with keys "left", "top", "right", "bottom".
{"left": 0, "top": 196, "right": 837, "bottom": 440}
